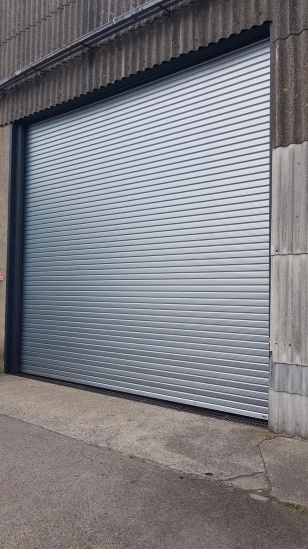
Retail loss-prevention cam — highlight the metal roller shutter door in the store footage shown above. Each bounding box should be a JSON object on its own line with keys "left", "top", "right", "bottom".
{"left": 21, "top": 39, "right": 271, "bottom": 419}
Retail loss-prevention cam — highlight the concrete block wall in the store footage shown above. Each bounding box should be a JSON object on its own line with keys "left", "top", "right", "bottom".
{"left": 268, "top": 21, "right": 308, "bottom": 436}
{"left": 269, "top": 143, "right": 308, "bottom": 437}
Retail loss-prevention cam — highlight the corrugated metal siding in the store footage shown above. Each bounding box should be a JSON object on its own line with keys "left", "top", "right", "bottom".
{"left": 273, "top": 31, "right": 308, "bottom": 148}
{"left": 0, "top": 0, "right": 150, "bottom": 79}
{"left": 20, "top": 40, "right": 271, "bottom": 418}
{"left": 0, "top": 0, "right": 307, "bottom": 147}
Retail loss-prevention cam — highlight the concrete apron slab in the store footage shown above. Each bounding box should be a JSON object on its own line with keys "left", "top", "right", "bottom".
{"left": 2, "top": 414, "right": 308, "bottom": 549}
{"left": 0, "top": 374, "right": 307, "bottom": 510}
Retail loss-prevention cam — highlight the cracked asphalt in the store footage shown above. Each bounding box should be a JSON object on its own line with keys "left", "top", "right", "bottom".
{"left": 0, "top": 374, "right": 308, "bottom": 548}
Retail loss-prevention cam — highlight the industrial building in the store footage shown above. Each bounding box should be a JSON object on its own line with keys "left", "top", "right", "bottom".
{"left": 0, "top": 0, "right": 307, "bottom": 437}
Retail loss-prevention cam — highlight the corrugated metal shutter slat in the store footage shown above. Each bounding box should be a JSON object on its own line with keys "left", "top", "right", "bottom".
{"left": 20, "top": 40, "right": 270, "bottom": 419}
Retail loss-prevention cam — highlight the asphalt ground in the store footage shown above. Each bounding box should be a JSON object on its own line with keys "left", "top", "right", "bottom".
{"left": 1, "top": 374, "right": 308, "bottom": 548}
{"left": 1, "top": 414, "right": 308, "bottom": 549}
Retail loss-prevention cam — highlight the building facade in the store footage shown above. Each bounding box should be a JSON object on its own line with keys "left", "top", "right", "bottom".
{"left": 0, "top": 0, "right": 307, "bottom": 436}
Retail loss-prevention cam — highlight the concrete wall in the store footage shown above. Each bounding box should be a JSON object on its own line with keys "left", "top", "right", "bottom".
{"left": 269, "top": 142, "right": 308, "bottom": 437}
{"left": 268, "top": 23, "right": 308, "bottom": 437}
{"left": 0, "top": 0, "right": 307, "bottom": 435}
{"left": 0, "top": 125, "right": 10, "bottom": 373}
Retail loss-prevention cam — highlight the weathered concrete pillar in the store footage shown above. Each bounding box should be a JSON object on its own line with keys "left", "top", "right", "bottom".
{"left": 0, "top": 124, "right": 10, "bottom": 373}
{"left": 269, "top": 29, "right": 308, "bottom": 437}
